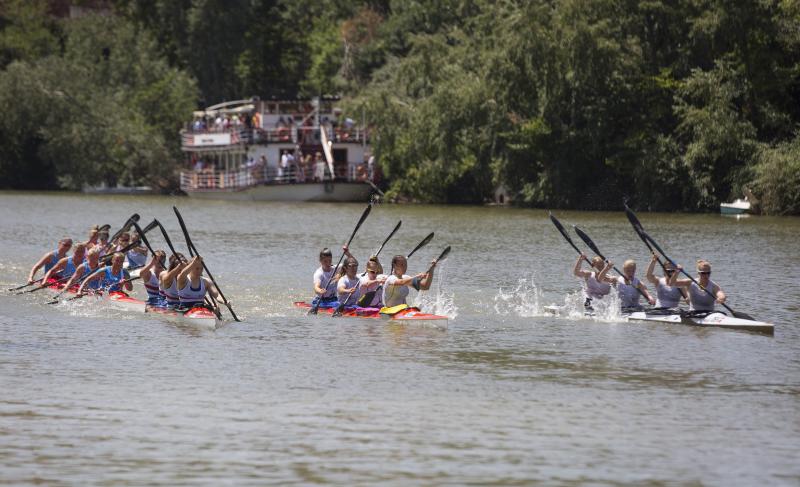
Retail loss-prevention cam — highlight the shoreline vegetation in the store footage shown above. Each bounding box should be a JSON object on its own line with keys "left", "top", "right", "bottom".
{"left": 1, "top": 1, "right": 799, "bottom": 214}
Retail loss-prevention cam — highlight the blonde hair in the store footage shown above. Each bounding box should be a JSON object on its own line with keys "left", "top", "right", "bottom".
{"left": 86, "top": 247, "right": 100, "bottom": 257}
{"left": 623, "top": 259, "right": 636, "bottom": 270}
{"left": 696, "top": 260, "right": 711, "bottom": 271}
{"left": 73, "top": 243, "right": 86, "bottom": 253}
{"left": 591, "top": 256, "right": 604, "bottom": 268}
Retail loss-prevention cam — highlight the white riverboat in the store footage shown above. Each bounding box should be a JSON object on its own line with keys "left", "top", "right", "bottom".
{"left": 179, "top": 97, "right": 376, "bottom": 202}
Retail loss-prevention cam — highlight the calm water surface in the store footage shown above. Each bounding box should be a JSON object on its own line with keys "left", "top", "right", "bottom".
{"left": 1, "top": 192, "right": 799, "bottom": 486}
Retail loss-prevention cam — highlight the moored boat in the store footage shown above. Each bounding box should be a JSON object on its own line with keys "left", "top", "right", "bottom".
{"left": 293, "top": 301, "right": 448, "bottom": 321}
{"left": 720, "top": 198, "right": 751, "bottom": 215}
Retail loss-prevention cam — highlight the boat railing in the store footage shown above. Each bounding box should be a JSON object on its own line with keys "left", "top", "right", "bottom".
{"left": 253, "top": 126, "right": 368, "bottom": 145}
{"left": 180, "top": 163, "right": 373, "bottom": 192}
{"left": 181, "top": 128, "right": 253, "bottom": 149}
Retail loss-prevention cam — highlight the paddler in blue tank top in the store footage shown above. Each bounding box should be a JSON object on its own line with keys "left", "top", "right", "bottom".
{"left": 140, "top": 250, "right": 166, "bottom": 306}
{"left": 177, "top": 255, "right": 219, "bottom": 310}
{"left": 77, "top": 252, "right": 133, "bottom": 295}
{"left": 27, "top": 238, "right": 72, "bottom": 284}
{"left": 668, "top": 260, "right": 727, "bottom": 312}
{"left": 61, "top": 247, "right": 102, "bottom": 291}
{"left": 43, "top": 243, "right": 87, "bottom": 284}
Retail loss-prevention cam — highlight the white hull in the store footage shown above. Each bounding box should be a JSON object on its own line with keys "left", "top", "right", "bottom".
{"left": 720, "top": 199, "right": 751, "bottom": 214}
{"left": 145, "top": 305, "right": 221, "bottom": 330}
{"left": 185, "top": 182, "right": 372, "bottom": 202}
{"left": 544, "top": 306, "right": 773, "bottom": 335}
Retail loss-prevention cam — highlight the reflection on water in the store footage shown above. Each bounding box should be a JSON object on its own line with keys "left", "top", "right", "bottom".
{"left": 0, "top": 192, "right": 799, "bottom": 485}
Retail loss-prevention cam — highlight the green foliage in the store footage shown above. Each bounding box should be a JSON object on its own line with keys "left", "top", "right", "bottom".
{"left": 751, "top": 136, "right": 800, "bottom": 214}
{"left": 0, "top": 0, "right": 60, "bottom": 69}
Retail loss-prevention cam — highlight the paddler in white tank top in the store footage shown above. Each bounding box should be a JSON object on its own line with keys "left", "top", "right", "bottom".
{"left": 573, "top": 254, "right": 614, "bottom": 309}
{"left": 27, "top": 237, "right": 72, "bottom": 284}
{"left": 645, "top": 253, "right": 686, "bottom": 309}
{"left": 599, "top": 259, "right": 655, "bottom": 311}
{"left": 140, "top": 250, "right": 166, "bottom": 306}
{"left": 357, "top": 257, "right": 387, "bottom": 308}
{"left": 668, "top": 260, "right": 726, "bottom": 312}
{"left": 159, "top": 253, "right": 187, "bottom": 309}
{"left": 312, "top": 246, "right": 352, "bottom": 308}
{"left": 177, "top": 255, "right": 219, "bottom": 310}
{"left": 382, "top": 254, "right": 437, "bottom": 308}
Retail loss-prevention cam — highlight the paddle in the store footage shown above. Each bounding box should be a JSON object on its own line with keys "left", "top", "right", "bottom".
{"left": 333, "top": 220, "right": 402, "bottom": 316}
{"left": 154, "top": 219, "right": 183, "bottom": 261}
{"left": 623, "top": 204, "right": 688, "bottom": 300}
{"left": 353, "top": 232, "right": 436, "bottom": 309}
{"left": 638, "top": 229, "right": 755, "bottom": 320}
{"left": 573, "top": 225, "right": 652, "bottom": 303}
{"left": 8, "top": 277, "right": 43, "bottom": 292}
{"left": 53, "top": 276, "right": 142, "bottom": 304}
{"left": 109, "top": 214, "right": 140, "bottom": 244}
{"left": 319, "top": 123, "right": 336, "bottom": 180}
{"left": 549, "top": 212, "right": 592, "bottom": 265}
{"left": 17, "top": 273, "right": 71, "bottom": 294}
{"left": 309, "top": 203, "right": 372, "bottom": 315}
{"left": 101, "top": 219, "right": 158, "bottom": 264}
{"left": 173, "top": 206, "right": 238, "bottom": 322}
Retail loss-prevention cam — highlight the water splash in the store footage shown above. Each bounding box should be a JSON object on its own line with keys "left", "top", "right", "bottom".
{"left": 493, "top": 276, "right": 543, "bottom": 317}
{"left": 413, "top": 261, "right": 457, "bottom": 319}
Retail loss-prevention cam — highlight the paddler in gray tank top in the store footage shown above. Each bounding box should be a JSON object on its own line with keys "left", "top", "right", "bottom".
{"left": 598, "top": 259, "right": 656, "bottom": 311}
{"left": 668, "top": 260, "right": 726, "bottom": 311}
{"left": 645, "top": 253, "right": 686, "bottom": 309}
{"left": 573, "top": 254, "right": 614, "bottom": 309}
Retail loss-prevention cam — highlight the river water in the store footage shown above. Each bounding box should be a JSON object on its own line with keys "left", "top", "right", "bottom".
{"left": 1, "top": 191, "right": 798, "bottom": 486}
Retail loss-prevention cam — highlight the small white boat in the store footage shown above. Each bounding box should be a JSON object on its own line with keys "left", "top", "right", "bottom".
{"left": 720, "top": 198, "right": 751, "bottom": 215}
{"left": 544, "top": 305, "right": 773, "bottom": 335}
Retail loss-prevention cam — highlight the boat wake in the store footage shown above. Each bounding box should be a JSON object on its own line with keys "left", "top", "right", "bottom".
{"left": 412, "top": 262, "right": 457, "bottom": 319}
{"left": 493, "top": 276, "right": 544, "bottom": 317}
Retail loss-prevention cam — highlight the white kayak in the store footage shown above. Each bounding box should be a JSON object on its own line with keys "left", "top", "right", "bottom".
{"left": 145, "top": 304, "right": 222, "bottom": 331}
{"left": 544, "top": 305, "right": 774, "bottom": 335}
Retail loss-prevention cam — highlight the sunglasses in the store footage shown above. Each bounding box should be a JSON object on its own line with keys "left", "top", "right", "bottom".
{"left": 698, "top": 271, "right": 711, "bottom": 275}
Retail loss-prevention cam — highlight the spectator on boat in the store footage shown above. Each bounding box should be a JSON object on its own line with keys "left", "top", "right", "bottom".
{"left": 314, "top": 152, "right": 326, "bottom": 182}
{"left": 573, "top": 254, "right": 614, "bottom": 310}
{"left": 668, "top": 260, "right": 726, "bottom": 312}
{"left": 597, "top": 259, "right": 656, "bottom": 311}
{"left": 645, "top": 253, "right": 686, "bottom": 308}
{"left": 367, "top": 154, "right": 375, "bottom": 180}
{"left": 356, "top": 163, "right": 367, "bottom": 181}
{"left": 214, "top": 115, "right": 224, "bottom": 131}
{"left": 382, "top": 255, "right": 437, "bottom": 308}
{"left": 194, "top": 159, "right": 205, "bottom": 172}
{"left": 28, "top": 237, "right": 73, "bottom": 283}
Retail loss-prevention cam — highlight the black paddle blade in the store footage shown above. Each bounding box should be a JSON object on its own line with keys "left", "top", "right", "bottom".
{"left": 624, "top": 206, "right": 645, "bottom": 233}
{"left": 142, "top": 219, "right": 158, "bottom": 233}
{"left": 435, "top": 246, "right": 451, "bottom": 263}
{"left": 573, "top": 226, "right": 604, "bottom": 260}
{"left": 549, "top": 212, "right": 571, "bottom": 242}
{"left": 408, "top": 232, "right": 434, "bottom": 258}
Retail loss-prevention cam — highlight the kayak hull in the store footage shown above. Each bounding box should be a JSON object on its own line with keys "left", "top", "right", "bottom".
{"left": 544, "top": 305, "right": 773, "bottom": 335}
{"left": 145, "top": 304, "right": 221, "bottom": 330}
{"left": 294, "top": 301, "right": 448, "bottom": 321}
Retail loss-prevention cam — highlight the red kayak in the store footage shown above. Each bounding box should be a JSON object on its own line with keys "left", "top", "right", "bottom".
{"left": 294, "top": 301, "right": 448, "bottom": 321}
{"left": 45, "top": 277, "right": 145, "bottom": 311}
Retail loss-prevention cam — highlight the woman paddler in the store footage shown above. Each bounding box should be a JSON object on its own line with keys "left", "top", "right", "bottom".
{"left": 176, "top": 255, "right": 219, "bottom": 310}
{"left": 357, "top": 257, "right": 387, "bottom": 308}
{"left": 668, "top": 260, "right": 726, "bottom": 312}
{"left": 43, "top": 243, "right": 87, "bottom": 284}
{"left": 573, "top": 254, "right": 613, "bottom": 310}
{"left": 312, "top": 246, "right": 353, "bottom": 309}
{"left": 645, "top": 253, "right": 686, "bottom": 309}
{"left": 381, "top": 255, "right": 436, "bottom": 308}
{"left": 598, "top": 259, "right": 656, "bottom": 311}
{"left": 159, "top": 253, "right": 187, "bottom": 309}
{"left": 61, "top": 247, "right": 102, "bottom": 291}
{"left": 77, "top": 252, "right": 132, "bottom": 295}
{"left": 27, "top": 237, "right": 73, "bottom": 284}
{"left": 140, "top": 250, "right": 166, "bottom": 306}
{"left": 336, "top": 257, "right": 361, "bottom": 309}
{"left": 124, "top": 234, "right": 148, "bottom": 269}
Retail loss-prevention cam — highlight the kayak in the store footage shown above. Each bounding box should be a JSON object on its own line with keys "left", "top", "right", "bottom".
{"left": 45, "top": 278, "right": 221, "bottom": 329}
{"left": 145, "top": 304, "right": 221, "bottom": 330}
{"left": 294, "top": 301, "right": 448, "bottom": 321}
{"left": 544, "top": 305, "right": 774, "bottom": 335}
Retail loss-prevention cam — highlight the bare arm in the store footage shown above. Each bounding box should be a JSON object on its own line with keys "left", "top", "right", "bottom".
{"left": 714, "top": 284, "right": 726, "bottom": 304}
{"left": 668, "top": 266, "right": 691, "bottom": 288}
{"left": 77, "top": 267, "right": 105, "bottom": 294}
{"left": 645, "top": 254, "right": 659, "bottom": 285}
{"left": 596, "top": 261, "right": 615, "bottom": 284}
{"left": 573, "top": 254, "right": 591, "bottom": 278}
{"left": 28, "top": 252, "right": 53, "bottom": 283}
{"left": 638, "top": 281, "right": 656, "bottom": 306}
{"left": 62, "top": 266, "right": 86, "bottom": 290}
{"left": 42, "top": 258, "right": 68, "bottom": 283}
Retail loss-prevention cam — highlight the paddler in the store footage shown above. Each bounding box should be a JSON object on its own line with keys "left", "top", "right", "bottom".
{"left": 61, "top": 247, "right": 102, "bottom": 291}
{"left": 123, "top": 234, "right": 148, "bottom": 269}
{"left": 336, "top": 257, "right": 362, "bottom": 309}
{"left": 176, "top": 255, "right": 219, "bottom": 310}
{"left": 43, "top": 243, "right": 87, "bottom": 284}
{"left": 84, "top": 225, "right": 100, "bottom": 248}
{"left": 573, "top": 254, "right": 614, "bottom": 310}
{"left": 357, "top": 256, "right": 387, "bottom": 308}
{"left": 381, "top": 254, "right": 436, "bottom": 308}
{"left": 140, "top": 250, "right": 166, "bottom": 306}
{"left": 27, "top": 237, "right": 73, "bottom": 284}
{"left": 312, "top": 246, "right": 353, "bottom": 309}
{"left": 77, "top": 252, "right": 133, "bottom": 295}
{"left": 598, "top": 259, "right": 656, "bottom": 311}
{"left": 159, "top": 253, "right": 187, "bottom": 309}
{"left": 668, "top": 260, "right": 726, "bottom": 312}
{"left": 645, "top": 253, "right": 686, "bottom": 309}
